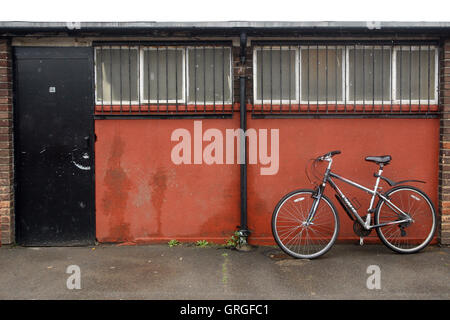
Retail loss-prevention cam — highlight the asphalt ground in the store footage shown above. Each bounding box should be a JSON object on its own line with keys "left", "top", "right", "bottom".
{"left": 0, "top": 243, "right": 448, "bottom": 300}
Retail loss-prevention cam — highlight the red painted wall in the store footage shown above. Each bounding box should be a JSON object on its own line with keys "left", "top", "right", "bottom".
{"left": 95, "top": 118, "right": 240, "bottom": 244}
{"left": 95, "top": 117, "right": 439, "bottom": 245}
{"left": 247, "top": 118, "right": 439, "bottom": 244}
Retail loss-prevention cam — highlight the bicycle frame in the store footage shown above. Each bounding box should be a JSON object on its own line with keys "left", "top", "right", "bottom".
{"left": 306, "top": 158, "right": 412, "bottom": 230}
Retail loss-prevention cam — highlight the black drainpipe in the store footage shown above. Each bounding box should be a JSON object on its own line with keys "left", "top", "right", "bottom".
{"left": 238, "top": 32, "right": 251, "bottom": 248}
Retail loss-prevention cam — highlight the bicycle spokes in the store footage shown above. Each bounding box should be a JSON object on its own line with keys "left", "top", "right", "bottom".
{"left": 376, "top": 187, "right": 436, "bottom": 252}
{"left": 272, "top": 151, "right": 436, "bottom": 258}
{"left": 272, "top": 190, "right": 339, "bottom": 259}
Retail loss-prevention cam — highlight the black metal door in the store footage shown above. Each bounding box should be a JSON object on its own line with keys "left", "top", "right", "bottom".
{"left": 14, "top": 47, "right": 95, "bottom": 245}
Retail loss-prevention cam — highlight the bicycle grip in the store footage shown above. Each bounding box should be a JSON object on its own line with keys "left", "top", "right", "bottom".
{"left": 326, "top": 150, "right": 341, "bottom": 157}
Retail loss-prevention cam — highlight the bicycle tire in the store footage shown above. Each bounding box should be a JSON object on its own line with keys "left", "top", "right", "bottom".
{"left": 375, "top": 185, "right": 437, "bottom": 254}
{"left": 272, "top": 189, "right": 340, "bottom": 259}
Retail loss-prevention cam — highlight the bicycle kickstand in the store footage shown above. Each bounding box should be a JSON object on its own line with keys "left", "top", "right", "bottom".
{"left": 359, "top": 237, "right": 364, "bottom": 246}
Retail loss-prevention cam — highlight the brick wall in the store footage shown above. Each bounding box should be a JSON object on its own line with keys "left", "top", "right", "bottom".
{"left": 439, "top": 39, "right": 450, "bottom": 246}
{"left": 232, "top": 45, "right": 253, "bottom": 106}
{"left": 0, "top": 39, "right": 14, "bottom": 245}
{"left": 440, "top": 40, "right": 450, "bottom": 245}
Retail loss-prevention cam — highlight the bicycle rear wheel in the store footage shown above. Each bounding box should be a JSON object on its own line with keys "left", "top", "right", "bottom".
{"left": 272, "top": 189, "right": 339, "bottom": 259}
{"left": 375, "top": 186, "right": 436, "bottom": 254}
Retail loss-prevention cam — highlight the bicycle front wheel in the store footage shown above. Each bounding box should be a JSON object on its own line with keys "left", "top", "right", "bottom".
{"left": 272, "top": 189, "right": 339, "bottom": 259}
{"left": 375, "top": 186, "right": 436, "bottom": 254}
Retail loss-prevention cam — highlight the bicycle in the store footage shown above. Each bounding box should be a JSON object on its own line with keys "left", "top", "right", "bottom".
{"left": 271, "top": 150, "right": 437, "bottom": 259}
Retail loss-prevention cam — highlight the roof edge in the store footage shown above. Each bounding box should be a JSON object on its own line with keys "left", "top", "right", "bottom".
{"left": 1, "top": 21, "right": 450, "bottom": 30}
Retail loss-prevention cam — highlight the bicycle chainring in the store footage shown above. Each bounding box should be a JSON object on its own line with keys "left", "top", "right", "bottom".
{"left": 353, "top": 216, "right": 372, "bottom": 237}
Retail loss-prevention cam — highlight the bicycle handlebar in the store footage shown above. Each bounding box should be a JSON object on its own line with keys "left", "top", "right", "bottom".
{"left": 317, "top": 150, "right": 341, "bottom": 161}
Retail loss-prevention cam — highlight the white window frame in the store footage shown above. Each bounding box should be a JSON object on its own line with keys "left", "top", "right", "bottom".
{"left": 139, "top": 46, "right": 186, "bottom": 104}
{"left": 94, "top": 46, "right": 140, "bottom": 105}
{"left": 392, "top": 45, "right": 439, "bottom": 105}
{"left": 94, "top": 45, "right": 233, "bottom": 106}
{"left": 299, "top": 45, "right": 346, "bottom": 105}
{"left": 251, "top": 44, "right": 439, "bottom": 107}
{"left": 253, "top": 46, "right": 300, "bottom": 105}
{"left": 186, "top": 46, "right": 233, "bottom": 105}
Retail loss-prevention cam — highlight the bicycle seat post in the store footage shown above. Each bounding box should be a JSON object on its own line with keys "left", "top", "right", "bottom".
{"left": 373, "top": 164, "right": 384, "bottom": 187}
{"left": 378, "top": 163, "right": 384, "bottom": 175}
{"left": 366, "top": 163, "right": 384, "bottom": 228}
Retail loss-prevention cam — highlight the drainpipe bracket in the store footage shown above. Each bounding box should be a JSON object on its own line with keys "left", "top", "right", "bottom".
{"left": 235, "top": 227, "right": 254, "bottom": 251}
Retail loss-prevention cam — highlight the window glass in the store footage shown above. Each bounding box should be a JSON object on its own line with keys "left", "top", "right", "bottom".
{"left": 142, "top": 48, "right": 184, "bottom": 102}
{"left": 188, "top": 47, "right": 232, "bottom": 103}
{"left": 255, "top": 48, "right": 296, "bottom": 102}
{"left": 95, "top": 48, "right": 138, "bottom": 103}
{"left": 348, "top": 48, "right": 391, "bottom": 102}
{"left": 300, "top": 47, "right": 343, "bottom": 102}
{"left": 395, "top": 47, "right": 436, "bottom": 101}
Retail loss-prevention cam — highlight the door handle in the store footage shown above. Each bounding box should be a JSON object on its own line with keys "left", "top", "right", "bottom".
{"left": 84, "top": 135, "right": 90, "bottom": 149}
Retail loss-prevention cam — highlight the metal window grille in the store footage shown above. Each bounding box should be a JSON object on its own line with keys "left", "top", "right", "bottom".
{"left": 94, "top": 43, "right": 234, "bottom": 116}
{"left": 252, "top": 41, "right": 440, "bottom": 117}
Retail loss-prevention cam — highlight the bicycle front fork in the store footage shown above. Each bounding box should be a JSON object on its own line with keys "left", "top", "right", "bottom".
{"left": 305, "top": 185, "right": 325, "bottom": 225}
{"left": 306, "top": 162, "right": 332, "bottom": 225}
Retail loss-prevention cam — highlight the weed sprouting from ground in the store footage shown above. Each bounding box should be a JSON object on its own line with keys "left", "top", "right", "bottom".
{"left": 168, "top": 239, "right": 180, "bottom": 247}
{"left": 195, "top": 240, "right": 209, "bottom": 247}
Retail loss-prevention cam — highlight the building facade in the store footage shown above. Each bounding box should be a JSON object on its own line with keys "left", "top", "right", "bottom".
{"left": 0, "top": 21, "right": 449, "bottom": 246}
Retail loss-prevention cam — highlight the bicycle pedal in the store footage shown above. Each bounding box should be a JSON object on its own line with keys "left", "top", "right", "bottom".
{"left": 359, "top": 237, "right": 364, "bottom": 246}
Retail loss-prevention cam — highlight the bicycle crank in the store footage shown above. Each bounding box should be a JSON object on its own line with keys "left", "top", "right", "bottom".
{"left": 353, "top": 216, "right": 372, "bottom": 238}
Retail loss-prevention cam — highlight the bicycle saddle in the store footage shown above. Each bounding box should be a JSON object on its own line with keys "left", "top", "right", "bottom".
{"left": 365, "top": 155, "right": 391, "bottom": 165}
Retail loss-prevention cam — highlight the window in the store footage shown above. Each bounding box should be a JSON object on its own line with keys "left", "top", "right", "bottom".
{"left": 95, "top": 47, "right": 139, "bottom": 104}
{"left": 395, "top": 46, "right": 437, "bottom": 102}
{"left": 142, "top": 47, "right": 184, "bottom": 103}
{"left": 254, "top": 47, "right": 297, "bottom": 103}
{"left": 300, "top": 46, "right": 343, "bottom": 102}
{"left": 253, "top": 44, "right": 439, "bottom": 108}
{"left": 348, "top": 47, "right": 391, "bottom": 102}
{"left": 187, "top": 47, "right": 232, "bottom": 104}
{"left": 253, "top": 46, "right": 347, "bottom": 104}
{"left": 95, "top": 46, "right": 233, "bottom": 107}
